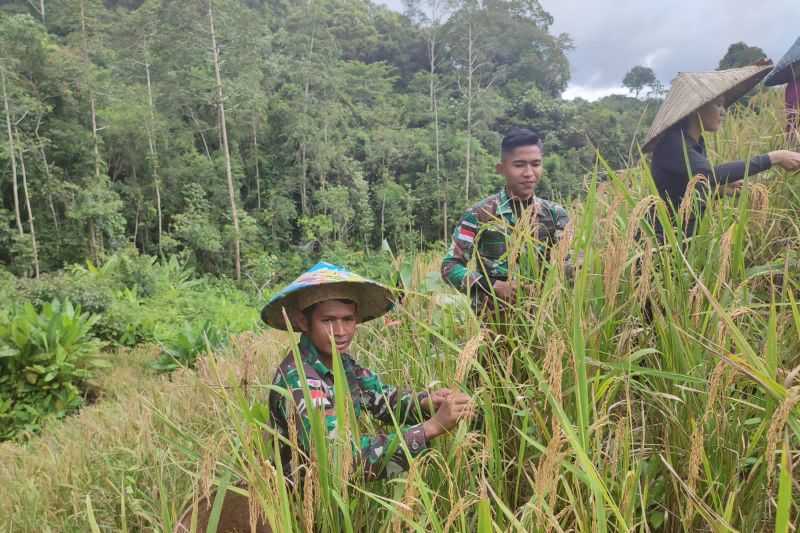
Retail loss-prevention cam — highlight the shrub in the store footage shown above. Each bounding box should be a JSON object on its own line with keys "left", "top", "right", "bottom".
{"left": 150, "top": 320, "right": 228, "bottom": 373}
{"left": 0, "top": 300, "right": 107, "bottom": 440}
{"left": 16, "top": 271, "right": 116, "bottom": 316}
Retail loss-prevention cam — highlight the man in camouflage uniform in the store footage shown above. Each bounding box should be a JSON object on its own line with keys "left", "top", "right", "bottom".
{"left": 441, "top": 128, "right": 569, "bottom": 317}
{"left": 262, "top": 262, "right": 473, "bottom": 481}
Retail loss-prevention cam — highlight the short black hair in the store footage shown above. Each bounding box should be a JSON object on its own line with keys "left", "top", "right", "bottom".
{"left": 501, "top": 128, "right": 543, "bottom": 158}
{"left": 302, "top": 298, "right": 357, "bottom": 323}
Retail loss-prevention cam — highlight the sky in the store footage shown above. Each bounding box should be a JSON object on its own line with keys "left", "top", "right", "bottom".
{"left": 377, "top": 0, "right": 800, "bottom": 101}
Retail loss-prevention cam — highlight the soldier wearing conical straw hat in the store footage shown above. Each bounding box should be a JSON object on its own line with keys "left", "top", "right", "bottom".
{"left": 175, "top": 262, "right": 474, "bottom": 532}
{"left": 643, "top": 63, "right": 800, "bottom": 237}
{"left": 262, "top": 262, "right": 473, "bottom": 480}
{"left": 764, "top": 36, "right": 800, "bottom": 144}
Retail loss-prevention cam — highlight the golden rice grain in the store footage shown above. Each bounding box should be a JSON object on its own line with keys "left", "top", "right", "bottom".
{"left": 455, "top": 332, "right": 484, "bottom": 384}
{"left": 765, "top": 386, "right": 800, "bottom": 487}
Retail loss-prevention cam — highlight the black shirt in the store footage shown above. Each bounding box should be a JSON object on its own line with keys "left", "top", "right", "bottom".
{"left": 650, "top": 126, "right": 772, "bottom": 209}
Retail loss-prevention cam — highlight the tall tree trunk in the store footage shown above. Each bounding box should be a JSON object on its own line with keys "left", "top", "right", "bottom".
{"left": 133, "top": 197, "right": 140, "bottom": 247}
{"left": 427, "top": 0, "right": 445, "bottom": 241}
{"left": 189, "top": 110, "right": 212, "bottom": 159}
{"left": 90, "top": 95, "right": 100, "bottom": 179}
{"left": 24, "top": 0, "right": 45, "bottom": 23}
{"left": 16, "top": 130, "right": 40, "bottom": 278}
{"left": 89, "top": 220, "right": 97, "bottom": 261}
{"left": 464, "top": 22, "right": 473, "bottom": 204}
{"left": 34, "top": 118, "right": 59, "bottom": 237}
{"left": 208, "top": 0, "right": 241, "bottom": 281}
{"left": 380, "top": 186, "right": 386, "bottom": 244}
{"left": 299, "top": 2, "right": 315, "bottom": 216}
{"left": 300, "top": 68, "right": 312, "bottom": 215}
{"left": 252, "top": 117, "right": 261, "bottom": 210}
{"left": 2, "top": 69, "right": 23, "bottom": 236}
{"left": 145, "top": 60, "right": 162, "bottom": 256}
{"left": 80, "top": 0, "right": 101, "bottom": 263}
{"left": 80, "top": 1, "right": 101, "bottom": 181}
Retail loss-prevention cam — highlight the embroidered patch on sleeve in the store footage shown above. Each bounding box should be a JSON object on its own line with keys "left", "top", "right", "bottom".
{"left": 310, "top": 389, "right": 331, "bottom": 408}
{"left": 458, "top": 221, "right": 477, "bottom": 243}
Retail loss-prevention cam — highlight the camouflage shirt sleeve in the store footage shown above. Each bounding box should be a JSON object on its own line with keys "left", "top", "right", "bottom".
{"left": 441, "top": 211, "right": 487, "bottom": 294}
{"left": 551, "top": 203, "right": 569, "bottom": 242}
{"left": 349, "top": 360, "right": 431, "bottom": 425}
{"left": 273, "top": 365, "right": 428, "bottom": 481}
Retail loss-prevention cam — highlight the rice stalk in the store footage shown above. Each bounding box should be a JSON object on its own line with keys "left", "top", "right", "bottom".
{"left": 766, "top": 386, "right": 800, "bottom": 487}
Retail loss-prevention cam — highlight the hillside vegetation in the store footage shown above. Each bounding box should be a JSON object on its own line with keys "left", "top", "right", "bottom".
{"left": 0, "top": 0, "right": 655, "bottom": 279}
{"left": 2, "top": 91, "right": 799, "bottom": 532}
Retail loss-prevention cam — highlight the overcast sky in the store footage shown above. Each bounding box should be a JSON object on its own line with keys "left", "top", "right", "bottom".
{"left": 377, "top": 0, "right": 800, "bottom": 100}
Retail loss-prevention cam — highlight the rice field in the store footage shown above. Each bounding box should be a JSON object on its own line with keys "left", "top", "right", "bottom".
{"left": 1, "top": 90, "right": 799, "bottom": 532}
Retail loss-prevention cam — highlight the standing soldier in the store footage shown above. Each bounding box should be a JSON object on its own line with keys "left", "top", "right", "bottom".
{"left": 441, "top": 128, "right": 569, "bottom": 322}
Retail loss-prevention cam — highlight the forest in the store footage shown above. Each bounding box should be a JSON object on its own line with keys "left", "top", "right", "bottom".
{"left": 0, "top": 0, "right": 662, "bottom": 280}
{"left": 2, "top": 1, "right": 799, "bottom": 532}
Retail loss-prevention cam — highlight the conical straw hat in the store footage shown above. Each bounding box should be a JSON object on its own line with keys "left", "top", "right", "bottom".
{"left": 642, "top": 64, "right": 772, "bottom": 152}
{"left": 261, "top": 261, "right": 394, "bottom": 330}
{"left": 764, "top": 36, "right": 800, "bottom": 86}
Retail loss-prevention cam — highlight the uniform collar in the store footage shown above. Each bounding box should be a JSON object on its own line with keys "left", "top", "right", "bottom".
{"left": 498, "top": 187, "right": 537, "bottom": 219}
{"left": 299, "top": 334, "right": 333, "bottom": 377}
{"left": 498, "top": 187, "right": 513, "bottom": 216}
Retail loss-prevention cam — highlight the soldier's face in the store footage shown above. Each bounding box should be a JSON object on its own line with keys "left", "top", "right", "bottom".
{"left": 497, "top": 145, "right": 544, "bottom": 201}
{"left": 302, "top": 299, "right": 358, "bottom": 356}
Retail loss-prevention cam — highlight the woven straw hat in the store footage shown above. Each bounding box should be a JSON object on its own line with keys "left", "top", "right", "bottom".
{"left": 642, "top": 64, "right": 772, "bottom": 152}
{"left": 764, "top": 36, "right": 800, "bottom": 87}
{"left": 261, "top": 262, "right": 394, "bottom": 330}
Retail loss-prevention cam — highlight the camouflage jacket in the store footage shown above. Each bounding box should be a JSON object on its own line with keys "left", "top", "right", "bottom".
{"left": 441, "top": 187, "right": 569, "bottom": 302}
{"left": 268, "top": 334, "right": 430, "bottom": 480}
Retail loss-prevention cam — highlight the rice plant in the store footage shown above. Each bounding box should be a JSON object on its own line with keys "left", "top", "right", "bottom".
{"left": 1, "top": 91, "right": 798, "bottom": 532}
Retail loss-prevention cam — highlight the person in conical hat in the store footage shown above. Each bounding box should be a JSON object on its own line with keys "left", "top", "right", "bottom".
{"left": 643, "top": 63, "right": 800, "bottom": 236}
{"left": 175, "top": 264, "right": 474, "bottom": 532}
{"left": 263, "top": 262, "right": 474, "bottom": 481}
{"left": 764, "top": 36, "right": 800, "bottom": 144}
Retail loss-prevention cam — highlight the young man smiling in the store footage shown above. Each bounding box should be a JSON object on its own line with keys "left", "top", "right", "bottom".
{"left": 263, "top": 262, "right": 474, "bottom": 481}
{"left": 441, "top": 128, "right": 569, "bottom": 316}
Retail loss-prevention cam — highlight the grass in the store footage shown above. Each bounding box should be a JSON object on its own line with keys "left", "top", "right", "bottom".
{"left": 0, "top": 332, "right": 292, "bottom": 532}
{"left": 1, "top": 89, "right": 799, "bottom": 532}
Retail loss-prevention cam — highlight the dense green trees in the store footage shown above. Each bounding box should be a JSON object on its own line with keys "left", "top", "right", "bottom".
{"left": 622, "top": 65, "right": 657, "bottom": 98}
{"left": 718, "top": 41, "right": 767, "bottom": 69}
{"left": 0, "top": 0, "right": 655, "bottom": 277}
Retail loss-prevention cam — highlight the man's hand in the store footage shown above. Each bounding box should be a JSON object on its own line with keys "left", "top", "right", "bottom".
{"left": 720, "top": 180, "right": 744, "bottom": 196}
{"left": 491, "top": 279, "right": 518, "bottom": 302}
{"left": 422, "top": 391, "right": 474, "bottom": 439}
{"left": 768, "top": 150, "right": 800, "bottom": 172}
{"left": 422, "top": 389, "right": 452, "bottom": 412}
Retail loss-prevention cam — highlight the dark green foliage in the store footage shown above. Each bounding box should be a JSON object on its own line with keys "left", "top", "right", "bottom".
{"left": 0, "top": 0, "right": 650, "bottom": 279}
{"left": 1, "top": 249, "right": 263, "bottom": 435}
{"left": 0, "top": 300, "right": 107, "bottom": 440}
{"left": 16, "top": 271, "right": 116, "bottom": 316}
{"left": 622, "top": 65, "right": 657, "bottom": 98}
{"left": 718, "top": 41, "right": 767, "bottom": 70}
{"left": 150, "top": 320, "right": 228, "bottom": 373}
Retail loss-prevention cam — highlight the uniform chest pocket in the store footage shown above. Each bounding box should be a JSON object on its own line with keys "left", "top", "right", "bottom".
{"left": 478, "top": 229, "right": 508, "bottom": 260}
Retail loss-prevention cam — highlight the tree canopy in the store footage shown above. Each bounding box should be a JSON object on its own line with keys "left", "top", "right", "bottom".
{"left": 0, "top": 0, "right": 657, "bottom": 279}
{"left": 718, "top": 41, "right": 767, "bottom": 69}
{"left": 622, "top": 65, "right": 657, "bottom": 98}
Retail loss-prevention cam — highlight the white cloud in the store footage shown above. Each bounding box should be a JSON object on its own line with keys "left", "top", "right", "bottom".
{"left": 376, "top": 0, "right": 800, "bottom": 94}
{"left": 562, "top": 85, "right": 633, "bottom": 102}
{"left": 545, "top": 0, "right": 800, "bottom": 88}
{"left": 643, "top": 48, "right": 671, "bottom": 70}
